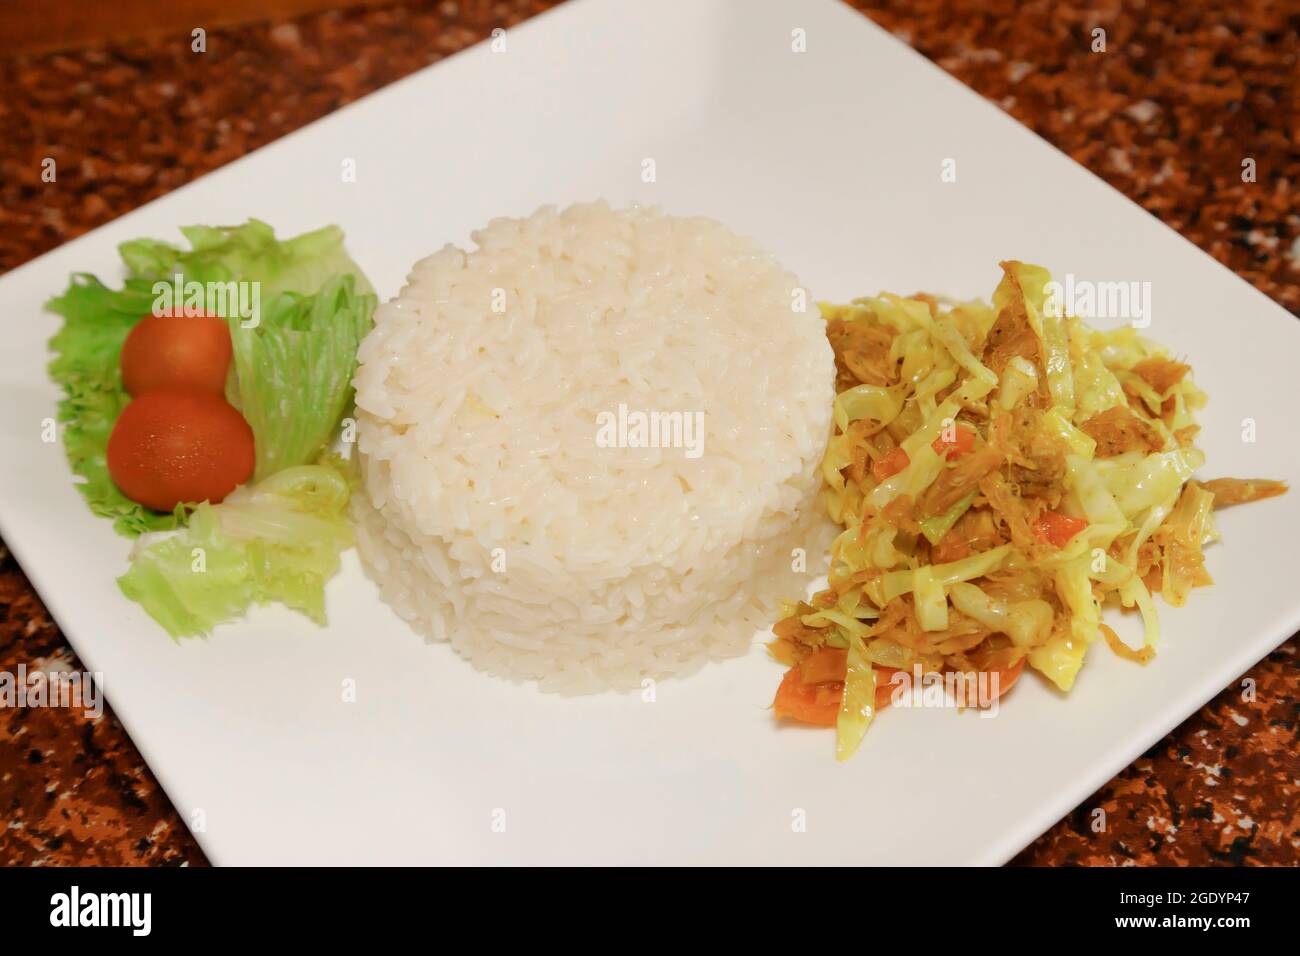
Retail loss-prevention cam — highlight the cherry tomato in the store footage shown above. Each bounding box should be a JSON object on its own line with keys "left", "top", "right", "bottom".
{"left": 932, "top": 423, "right": 976, "bottom": 458}
{"left": 107, "top": 391, "right": 254, "bottom": 511}
{"left": 870, "top": 667, "right": 904, "bottom": 713}
{"left": 997, "top": 658, "right": 1027, "bottom": 693}
{"left": 798, "top": 646, "right": 848, "bottom": 685}
{"left": 1034, "top": 510, "right": 1089, "bottom": 548}
{"left": 872, "top": 446, "right": 910, "bottom": 482}
{"left": 773, "top": 667, "right": 843, "bottom": 725}
{"left": 974, "top": 658, "right": 1025, "bottom": 704}
{"left": 120, "top": 310, "right": 232, "bottom": 397}
{"left": 773, "top": 663, "right": 900, "bottom": 726}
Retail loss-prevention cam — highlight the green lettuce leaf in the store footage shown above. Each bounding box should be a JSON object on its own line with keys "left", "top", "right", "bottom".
{"left": 117, "top": 460, "right": 355, "bottom": 638}
{"left": 227, "top": 275, "right": 376, "bottom": 481}
{"left": 119, "top": 219, "right": 374, "bottom": 302}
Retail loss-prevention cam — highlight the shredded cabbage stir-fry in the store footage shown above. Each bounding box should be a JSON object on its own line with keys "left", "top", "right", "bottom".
{"left": 770, "top": 261, "right": 1287, "bottom": 760}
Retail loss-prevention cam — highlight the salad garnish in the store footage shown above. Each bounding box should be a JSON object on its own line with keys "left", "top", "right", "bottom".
{"left": 46, "top": 220, "right": 375, "bottom": 636}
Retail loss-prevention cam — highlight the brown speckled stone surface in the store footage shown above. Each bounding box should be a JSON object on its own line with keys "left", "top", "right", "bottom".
{"left": 0, "top": 0, "right": 1296, "bottom": 866}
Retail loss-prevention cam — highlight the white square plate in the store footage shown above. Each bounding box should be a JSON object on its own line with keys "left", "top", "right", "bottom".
{"left": 2, "top": 0, "right": 1297, "bottom": 865}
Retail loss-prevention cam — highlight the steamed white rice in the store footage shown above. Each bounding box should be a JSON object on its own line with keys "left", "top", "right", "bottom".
{"left": 352, "top": 201, "right": 835, "bottom": 693}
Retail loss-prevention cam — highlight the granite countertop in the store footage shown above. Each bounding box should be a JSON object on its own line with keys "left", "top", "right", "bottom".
{"left": 0, "top": 0, "right": 1296, "bottom": 866}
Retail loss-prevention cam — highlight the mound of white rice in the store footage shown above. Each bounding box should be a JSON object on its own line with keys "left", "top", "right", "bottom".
{"left": 352, "top": 202, "right": 835, "bottom": 693}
